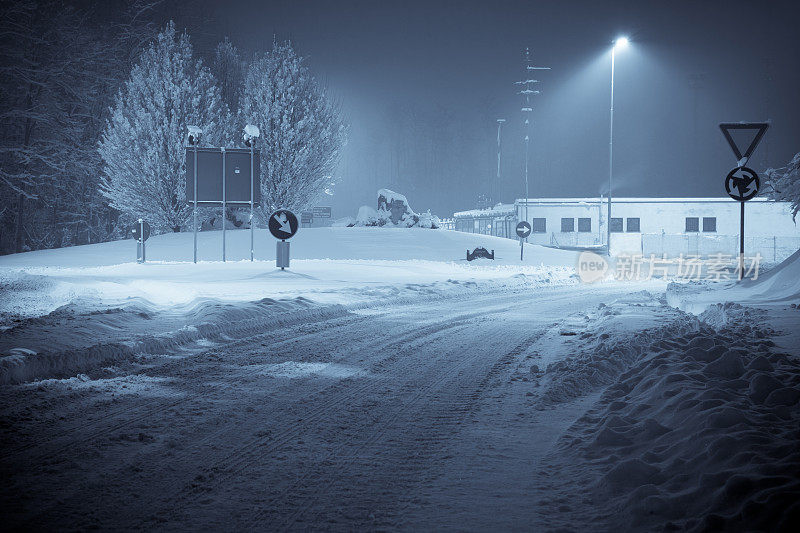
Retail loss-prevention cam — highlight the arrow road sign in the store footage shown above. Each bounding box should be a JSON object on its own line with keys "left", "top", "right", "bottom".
{"left": 268, "top": 209, "right": 299, "bottom": 240}
{"left": 516, "top": 221, "right": 532, "bottom": 239}
{"left": 725, "top": 166, "right": 760, "bottom": 202}
{"left": 719, "top": 122, "right": 769, "bottom": 165}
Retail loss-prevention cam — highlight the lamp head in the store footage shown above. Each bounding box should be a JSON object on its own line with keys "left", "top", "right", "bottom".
{"left": 614, "top": 36, "right": 629, "bottom": 49}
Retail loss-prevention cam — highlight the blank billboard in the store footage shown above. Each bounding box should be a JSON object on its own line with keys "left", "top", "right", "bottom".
{"left": 185, "top": 147, "right": 261, "bottom": 205}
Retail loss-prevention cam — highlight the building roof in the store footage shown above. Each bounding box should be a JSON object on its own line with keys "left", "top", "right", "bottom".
{"left": 453, "top": 203, "right": 516, "bottom": 218}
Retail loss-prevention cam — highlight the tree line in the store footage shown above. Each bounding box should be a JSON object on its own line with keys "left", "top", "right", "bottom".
{"left": 0, "top": 1, "right": 347, "bottom": 254}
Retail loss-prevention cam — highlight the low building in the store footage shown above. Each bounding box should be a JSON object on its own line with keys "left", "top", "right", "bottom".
{"left": 453, "top": 203, "right": 516, "bottom": 239}
{"left": 454, "top": 197, "right": 800, "bottom": 263}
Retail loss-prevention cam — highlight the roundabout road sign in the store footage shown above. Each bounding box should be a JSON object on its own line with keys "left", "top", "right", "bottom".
{"left": 725, "top": 166, "right": 760, "bottom": 202}
{"left": 268, "top": 209, "right": 299, "bottom": 240}
{"left": 516, "top": 221, "right": 532, "bottom": 239}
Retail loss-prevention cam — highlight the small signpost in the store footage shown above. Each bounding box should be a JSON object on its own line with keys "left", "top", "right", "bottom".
{"left": 131, "top": 219, "right": 151, "bottom": 263}
{"left": 268, "top": 209, "right": 299, "bottom": 270}
{"left": 312, "top": 206, "right": 332, "bottom": 219}
{"left": 516, "top": 221, "right": 531, "bottom": 261}
{"left": 718, "top": 122, "right": 769, "bottom": 280}
{"left": 301, "top": 211, "right": 313, "bottom": 226}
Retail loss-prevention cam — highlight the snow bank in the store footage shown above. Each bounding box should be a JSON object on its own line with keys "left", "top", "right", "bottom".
{"left": 537, "top": 310, "right": 800, "bottom": 531}
{"left": 0, "top": 298, "right": 346, "bottom": 385}
{"left": 667, "top": 246, "right": 800, "bottom": 313}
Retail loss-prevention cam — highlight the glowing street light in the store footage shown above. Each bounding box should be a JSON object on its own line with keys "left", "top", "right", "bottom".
{"left": 607, "top": 36, "right": 629, "bottom": 255}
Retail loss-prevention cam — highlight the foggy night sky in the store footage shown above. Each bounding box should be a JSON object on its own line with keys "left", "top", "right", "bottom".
{"left": 169, "top": 0, "right": 799, "bottom": 216}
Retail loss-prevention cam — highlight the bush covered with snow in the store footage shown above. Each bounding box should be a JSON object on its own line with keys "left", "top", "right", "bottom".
{"left": 340, "top": 188, "right": 440, "bottom": 229}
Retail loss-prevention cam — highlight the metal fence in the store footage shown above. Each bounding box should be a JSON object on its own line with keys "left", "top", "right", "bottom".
{"left": 640, "top": 233, "right": 800, "bottom": 264}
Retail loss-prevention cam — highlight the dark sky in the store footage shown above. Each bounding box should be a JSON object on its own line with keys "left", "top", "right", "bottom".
{"left": 175, "top": 0, "right": 800, "bottom": 216}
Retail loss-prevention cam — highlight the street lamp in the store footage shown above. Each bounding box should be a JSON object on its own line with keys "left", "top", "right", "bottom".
{"left": 496, "top": 118, "right": 506, "bottom": 203}
{"left": 607, "top": 36, "right": 629, "bottom": 256}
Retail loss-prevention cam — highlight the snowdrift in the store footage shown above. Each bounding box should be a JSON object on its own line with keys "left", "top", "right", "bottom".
{"left": 667, "top": 245, "right": 800, "bottom": 313}
{"left": 537, "top": 306, "right": 800, "bottom": 531}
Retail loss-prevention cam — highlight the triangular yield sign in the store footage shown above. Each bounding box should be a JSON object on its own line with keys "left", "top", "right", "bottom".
{"left": 719, "top": 122, "right": 770, "bottom": 163}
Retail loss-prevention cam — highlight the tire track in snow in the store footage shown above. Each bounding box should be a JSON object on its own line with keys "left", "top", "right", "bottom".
{"left": 267, "top": 328, "right": 552, "bottom": 531}
{"left": 133, "top": 311, "right": 492, "bottom": 528}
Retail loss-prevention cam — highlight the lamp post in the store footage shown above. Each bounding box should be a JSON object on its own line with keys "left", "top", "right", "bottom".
{"left": 496, "top": 118, "right": 506, "bottom": 203}
{"left": 607, "top": 36, "right": 628, "bottom": 256}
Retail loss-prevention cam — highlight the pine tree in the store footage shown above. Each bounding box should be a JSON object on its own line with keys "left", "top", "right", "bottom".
{"left": 239, "top": 41, "right": 347, "bottom": 213}
{"left": 212, "top": 37, "right": 244, "bottom": 111}
{"left": 99, "top": 23, "right": 230, "bottom": 233}
{"left": 764, "top": 152, "right": 800, "bottom": 220}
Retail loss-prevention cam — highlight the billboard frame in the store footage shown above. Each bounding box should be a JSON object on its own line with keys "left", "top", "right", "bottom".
{"left": 185, "top": 145, "right": 261, "bottom": 262}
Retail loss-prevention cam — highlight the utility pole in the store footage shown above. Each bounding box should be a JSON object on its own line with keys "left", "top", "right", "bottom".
{"left": 496, "top": 118, "right": 506, "bottom": 204}
{"left": 515, "top": 48, "right": 549, "bottom": 259}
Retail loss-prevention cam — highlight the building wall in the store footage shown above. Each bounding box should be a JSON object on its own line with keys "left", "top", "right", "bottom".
{"left": 513, "top": 198, "right": 800, "bottom": 262}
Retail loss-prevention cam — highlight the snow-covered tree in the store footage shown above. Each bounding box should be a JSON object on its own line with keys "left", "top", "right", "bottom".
{"left": 99, "top": 23, "right": 230, "bottom": 233}
{"left": 212, "top": 37, "right": 244, "bottom": 111}
{"left": 764, "top": 152, "right": 800, "bottom": 221}
{"left": 238, "top": 41, "right": 347, "bottom": 212}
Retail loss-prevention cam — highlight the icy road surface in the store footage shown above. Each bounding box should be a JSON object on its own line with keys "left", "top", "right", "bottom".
{"left": 3, "top": 280, "right": 799, "bottom": 531}
{"left": 0, "top": 282, "right": 671, "bottom": 530}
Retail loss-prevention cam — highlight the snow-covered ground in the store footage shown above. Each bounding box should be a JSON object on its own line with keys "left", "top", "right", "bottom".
{"left": 1, "top": 226, "right": 798, "bottom": 530}
{"left": 0, "top": 228, "right": 578, "bottom": 384}
{"left": 0, "top": 227, "right": 578, "bottom": 319}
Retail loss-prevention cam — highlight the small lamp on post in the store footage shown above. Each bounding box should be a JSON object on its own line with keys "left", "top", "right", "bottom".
{"left": 243, "top": 124, "right": 260, "bottom": 261}
{"left": 187, "top": 126, "right": 202, "bottom": 263}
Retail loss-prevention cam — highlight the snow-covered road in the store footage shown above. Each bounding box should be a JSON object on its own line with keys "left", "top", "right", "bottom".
{"left": 1, "top": 282, "right": 677, "bottom": 530}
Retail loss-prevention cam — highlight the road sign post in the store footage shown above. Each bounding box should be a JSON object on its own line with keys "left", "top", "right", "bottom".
{"left": 516, "top": 221, "right": 531, "bottom": 261}
{"left": 718, "top": 122, "right": 769, "bottom": 281}
{"left": 131, "top": 219, "right": 150, "bottom": 263}
{"left": 250, "top": 142, "right": 255, "bottom": 261}
{"left": 268, "top": 209, "right": 299, "bottom": 270}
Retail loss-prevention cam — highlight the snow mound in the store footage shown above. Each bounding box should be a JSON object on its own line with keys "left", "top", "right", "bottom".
{"left": 0, "top": 298, "right": 345, "bottom": 385}
{"left": 537, "top": 317, "right": 800, "bottom": 531}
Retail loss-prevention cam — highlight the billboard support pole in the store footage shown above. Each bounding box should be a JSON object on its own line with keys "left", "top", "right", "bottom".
{"left": 250, "top": 143, "right": 254, "bottom": 262}
{"left": 221, "top": 147, "right": 226, "bottom": 262}
{"left": 193, "top": 145, "right": 198, "bottom": 264}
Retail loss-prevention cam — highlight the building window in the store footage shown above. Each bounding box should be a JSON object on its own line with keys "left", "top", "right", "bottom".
{"left": 685, "top": 217, "right": 699, "bottom": 232}
{"left": 532, "top": 218, "right": 546, "bottom": 233}
{"left": 703, "top": 217, "right": 716, "bottom": 232}
{"left": 578, "top": 218, "right": 591, "bottom": 232}
{"left": 626, "top": 217, "right": 640, "bottom": 232}
{"left": 561, "top": 218, "right": 574, "bottom": 232}
{"left": 610, "top": 218, "right": 623, "bottom": 232}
